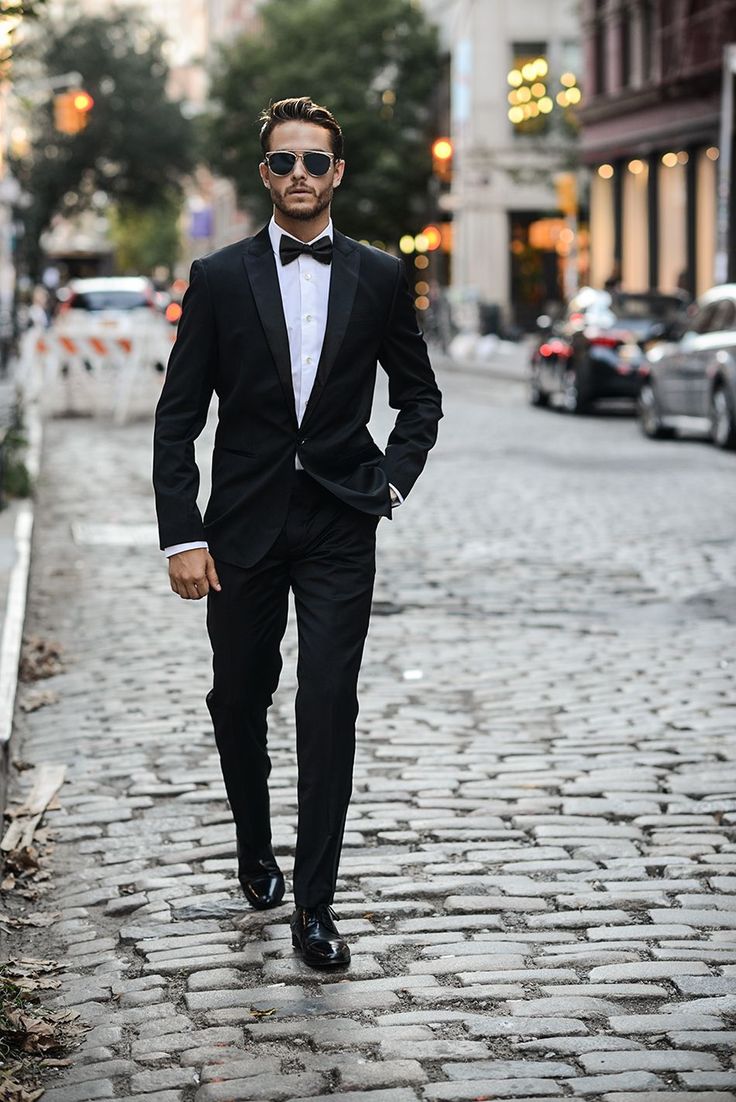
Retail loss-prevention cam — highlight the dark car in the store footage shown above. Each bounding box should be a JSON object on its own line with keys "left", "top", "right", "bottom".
{"left": 530, "top": 287, "right": 690, "bottom": 414}
{"left": 638, "top": 285, "right": 736, "bottom": 450}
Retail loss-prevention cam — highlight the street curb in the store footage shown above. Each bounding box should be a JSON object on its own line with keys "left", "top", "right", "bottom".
{"left": 0, "top": 400, "right": 43, "bottom": 806}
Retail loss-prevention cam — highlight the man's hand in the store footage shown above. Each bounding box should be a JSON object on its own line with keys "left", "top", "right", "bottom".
{"left": 168, "top": 548, "right": 221, "bottom": 600}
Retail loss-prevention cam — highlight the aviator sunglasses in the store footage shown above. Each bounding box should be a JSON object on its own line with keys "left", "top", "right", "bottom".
{"left": 264, "top": 149, "right": 338, "bottom": 177}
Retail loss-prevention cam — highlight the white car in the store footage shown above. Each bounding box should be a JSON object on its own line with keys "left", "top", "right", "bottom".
{"left": 54, "top": 276, "right": 174, "bottom": 373}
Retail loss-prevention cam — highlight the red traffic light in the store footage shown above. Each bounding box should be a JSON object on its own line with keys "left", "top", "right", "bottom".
{"left": 431, "top": 138, "right": 453, "bottom": 183}
{"left": 72, "top": 90, "right": 94, "bottom": 113}
{"left": 432, "top": 138, "right": 452, "bottom": 161}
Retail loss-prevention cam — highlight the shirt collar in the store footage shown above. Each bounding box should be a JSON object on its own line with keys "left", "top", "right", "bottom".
{"left": 269, "top": 215, "right": 333, "bottom": 259}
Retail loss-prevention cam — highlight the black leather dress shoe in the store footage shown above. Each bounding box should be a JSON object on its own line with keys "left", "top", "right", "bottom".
{"left": 290, "top": 904, "right": 350, "bottom": 968}
{"left": 239, "top": 858, "right": 285, "bottom": 909}
{"left": 236, "top": 837, "right": 285, "bottom": 910}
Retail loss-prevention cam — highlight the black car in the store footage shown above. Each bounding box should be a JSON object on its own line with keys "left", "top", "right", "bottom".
{"left": 530, "top": 288, "right": 690, "bottom": 414}
{"left": 638, "top": 284, "right": 736, "bottom": 450}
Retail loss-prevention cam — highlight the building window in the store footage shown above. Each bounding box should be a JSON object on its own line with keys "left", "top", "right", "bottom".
{"left": 641, "top": 0, "right": 653, "bottom": 82}
{"left": 594, "top": 0, "right": 607, "bottom": 95}
{"left": 509, "top": 42, "right": 551, "bottom": 136}
{"left": 621, "top": 10, "right": 631, "bottom": 87}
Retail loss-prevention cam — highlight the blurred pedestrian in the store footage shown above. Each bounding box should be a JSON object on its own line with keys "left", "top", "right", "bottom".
{"left": 153, "top": 96, "right": 442, "bottom": 969}
{"left": 28, "top": 285, "right": 51, "bottom": 329}
{"left": 603, "top": 263, "right": 622, "bottom": 293}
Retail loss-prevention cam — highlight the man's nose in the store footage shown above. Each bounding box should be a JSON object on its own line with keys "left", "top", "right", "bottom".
{"left": 291, "top": 156, "right": 308, "bottom": 180}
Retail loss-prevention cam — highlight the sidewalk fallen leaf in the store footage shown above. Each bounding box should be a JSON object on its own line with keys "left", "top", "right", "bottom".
{"left": 19, "top": 689, "right": 59, "bottom": 714}
{"left": 19, "top": 637, "right": 64, "bottom": 683}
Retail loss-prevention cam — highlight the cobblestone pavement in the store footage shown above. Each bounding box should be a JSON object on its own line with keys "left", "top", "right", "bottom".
{"left": 6, "top": 364, "right": 736, "bottom": 1101}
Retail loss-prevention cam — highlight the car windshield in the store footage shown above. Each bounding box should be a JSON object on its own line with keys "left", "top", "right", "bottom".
{"left": 72, "top": 290, "right": 150, "bottom": 311}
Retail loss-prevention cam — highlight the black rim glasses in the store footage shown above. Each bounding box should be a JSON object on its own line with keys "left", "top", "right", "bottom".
{"left": 264, "top": 150, "right": 337, "bottom": 177}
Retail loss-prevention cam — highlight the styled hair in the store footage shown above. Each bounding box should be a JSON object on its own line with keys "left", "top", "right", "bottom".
{"left": 259, "top": 96, "right": 344, "bottom": 159}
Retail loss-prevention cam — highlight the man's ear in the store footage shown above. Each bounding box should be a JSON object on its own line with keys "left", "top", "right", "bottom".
{"left": 258, "top": 162, "right": 271, "bottom": 189}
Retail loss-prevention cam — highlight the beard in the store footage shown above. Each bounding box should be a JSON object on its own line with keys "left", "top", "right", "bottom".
{"left": 272, "top": 184, "right": 333, "bottom": 221}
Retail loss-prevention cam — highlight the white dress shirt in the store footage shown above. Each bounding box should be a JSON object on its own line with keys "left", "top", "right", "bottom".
{"left": 164, "top": 216, "right": 401, "bottom": 558}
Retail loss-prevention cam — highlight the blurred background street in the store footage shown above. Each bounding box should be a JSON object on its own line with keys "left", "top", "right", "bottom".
{"left": 0, "top": 0, "right": 735, "bottom": 1100}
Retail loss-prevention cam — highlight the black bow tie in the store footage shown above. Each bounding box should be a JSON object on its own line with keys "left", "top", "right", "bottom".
{"left": 279, "top": 234, "right": 333, "bottom": 266}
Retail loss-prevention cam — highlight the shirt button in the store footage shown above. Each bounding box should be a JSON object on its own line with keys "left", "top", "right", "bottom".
{"left": 305, "top": 356, "right": 313, "bottom": 364}
{"left": 304, "top": 273, "right": 312, "bottom": 281}
{"left": 305, "top": 314, "right": 312, "bottom": 321}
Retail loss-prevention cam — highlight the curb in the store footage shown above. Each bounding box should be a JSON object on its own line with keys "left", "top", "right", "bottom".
{"left": 0, "top": 399, "right": 43, "bottom": 758}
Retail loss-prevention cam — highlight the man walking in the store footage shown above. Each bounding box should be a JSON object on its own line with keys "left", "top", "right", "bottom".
{"left": 153, "top": 97, "right": 442, "bottom": 968}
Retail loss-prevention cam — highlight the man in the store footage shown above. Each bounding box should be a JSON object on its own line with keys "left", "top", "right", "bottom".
{"left": 153, "top": 96, "right": 442, "bottom": 969}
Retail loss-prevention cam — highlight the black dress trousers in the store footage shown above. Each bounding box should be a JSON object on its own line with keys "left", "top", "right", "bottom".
{"left": 205, "top": 469, "right": 379, "bottom": 909}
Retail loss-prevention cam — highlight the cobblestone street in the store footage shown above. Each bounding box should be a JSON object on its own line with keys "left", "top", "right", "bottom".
{"left": 7, "top": 362, "right": 736, "bottom": 1101}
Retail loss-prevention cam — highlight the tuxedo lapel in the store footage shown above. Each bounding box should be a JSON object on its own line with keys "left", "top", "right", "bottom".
{"left": 241, "top": 226, "right": 298, "bottom": 427}
{"left": 300, "top": 230, "right": 360, "bottom": 430}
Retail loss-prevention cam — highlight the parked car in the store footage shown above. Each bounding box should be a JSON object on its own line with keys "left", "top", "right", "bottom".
{"left": 638, "top": 284, "right": 736, "bottom": 450}
{"left": 530, "top": 287, "right": 690, "bottom": 414}
{"left": 53, "top": 276, "right": 174, "bottom": 372}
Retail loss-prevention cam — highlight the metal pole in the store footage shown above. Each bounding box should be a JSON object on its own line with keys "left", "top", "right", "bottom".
{"left": 715, "top": 44, "right": 736, "bottom": 285}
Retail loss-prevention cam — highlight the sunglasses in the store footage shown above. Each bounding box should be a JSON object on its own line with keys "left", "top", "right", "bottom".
{"left": 264, "top": 149, "right": 337, "bottom": 177}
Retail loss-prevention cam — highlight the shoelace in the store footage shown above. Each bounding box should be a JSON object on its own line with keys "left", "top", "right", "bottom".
{"left": 307, "top": 903, "right": 340, "bottom": 926}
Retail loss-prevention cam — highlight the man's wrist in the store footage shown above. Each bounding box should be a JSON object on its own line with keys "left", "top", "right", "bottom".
{"left": 388, "top": 482, "right": 403, "bottom": 508}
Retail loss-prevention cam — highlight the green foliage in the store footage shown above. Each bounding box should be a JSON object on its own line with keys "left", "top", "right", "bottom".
{"left": 0, "top": 0, "right": 49, "bottom": 71}
{"left": 12, "top": 9, "right": 196, "bottom": 277}
{"left": 206, "top": 0, "right": 440, "bottom": 246}
{"left": 1, "top": 1, "right": 48, "bottom": 15}
{"left": 109, "top": 194, "right": 182, "bottom": 275}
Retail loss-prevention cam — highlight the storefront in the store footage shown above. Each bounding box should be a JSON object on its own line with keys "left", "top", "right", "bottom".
{"left": 580, "top": 0, "right": 734, "bottom": 298}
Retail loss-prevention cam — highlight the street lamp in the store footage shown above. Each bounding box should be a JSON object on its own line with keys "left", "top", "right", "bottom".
{"left": 716, "top": 44, "right": 736, "bottom": 284}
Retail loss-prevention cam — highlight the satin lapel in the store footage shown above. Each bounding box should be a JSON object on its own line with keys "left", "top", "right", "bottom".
{"left": 300, "top": 232, "right": 360, "bottom": 430}
{"left": 241, "top": 228, "right": 297, "bottom": 427}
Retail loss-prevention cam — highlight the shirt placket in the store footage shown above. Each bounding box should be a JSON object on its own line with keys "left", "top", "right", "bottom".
{"left": 300, "top": 259, "right": 317, "bottom": 425}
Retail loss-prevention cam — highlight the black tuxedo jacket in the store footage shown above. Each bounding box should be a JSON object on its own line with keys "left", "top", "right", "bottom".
{"left": 152, "top": 223, "right": 443, "bottom": 569}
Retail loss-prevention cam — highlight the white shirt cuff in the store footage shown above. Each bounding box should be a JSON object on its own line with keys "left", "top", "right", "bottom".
{"left": 164, "top": 541, "right": 208, "bottom": 557}
{"left": 388, "top": 482, "right": 403, "bottom": 507}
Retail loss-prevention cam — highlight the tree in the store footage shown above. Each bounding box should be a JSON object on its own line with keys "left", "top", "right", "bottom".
{"left": 12, "top": 10, "right": 196, "bottom": 277}
{"left": 206, "top": 0, "right": 440, "bottom": 247}
{"left": 109, "top": 195, "right": 182, "bottom": 276}
{"left": 0, "top": 0, "right": 48, "bottom": 74}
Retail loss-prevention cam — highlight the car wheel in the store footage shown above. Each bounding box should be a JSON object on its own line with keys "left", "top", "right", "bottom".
{"left": 709, "top": 385, "right": 736, "bottom": 450}
{"left": 530, "top": 376, "right": 549, "bottom": 407}
{"left": 562, "top": 366, "right": 590, "bottom": 414}
{"left": 638, "top": 382, "right": 675, "bottom": 439}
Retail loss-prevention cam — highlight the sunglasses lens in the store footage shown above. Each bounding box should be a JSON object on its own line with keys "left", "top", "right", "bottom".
{"left": 268, "top": 152, "right": 296, "bottom": 175}
{"left": 303, "top": 152, "right": 332, "bottom": 176}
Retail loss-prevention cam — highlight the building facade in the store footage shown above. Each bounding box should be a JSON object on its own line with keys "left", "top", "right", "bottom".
{"left": 580, "top": 0, "right": 736, "bottom": 297}
{"left": 425, "top": 0, "right": 583, "bottom": 328}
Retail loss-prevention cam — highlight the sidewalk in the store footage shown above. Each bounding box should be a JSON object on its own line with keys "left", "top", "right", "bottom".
{"left": 429, "top": 336, "right": 532, "bottom": 383}
{"left": 2, "top": 369, "right": 736, "bottom": 1101}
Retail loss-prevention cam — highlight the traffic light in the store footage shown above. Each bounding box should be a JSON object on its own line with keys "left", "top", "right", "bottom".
{"left": 431, "top": 137, "right": 453, "bottom": 183}
{"left": 54, "top": 89, "right": 94, "bottom": 135}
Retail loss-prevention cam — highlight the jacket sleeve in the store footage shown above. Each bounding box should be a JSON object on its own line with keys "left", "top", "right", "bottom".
{"left": 377, "top": 259, "right": 443, "bottom": 502}
{"left": 152, "top": 259, "right": 216, "bottom": 549}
